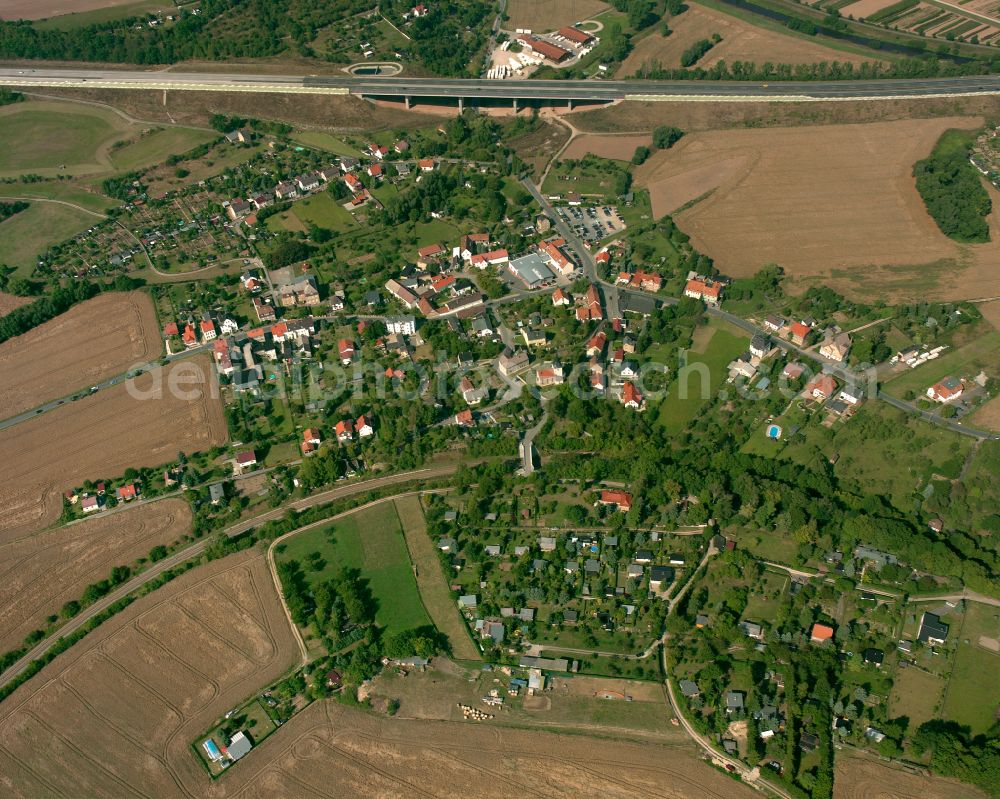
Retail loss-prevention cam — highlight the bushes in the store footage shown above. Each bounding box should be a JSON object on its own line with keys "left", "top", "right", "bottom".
{"left": 653, "top": 125, "right": 685, "bottom": 150}
{"left": 680, "top": 38, "right": 715, "bottom": 67}
{"left": 913, "top": 129, "right": 991, "bottom": 243}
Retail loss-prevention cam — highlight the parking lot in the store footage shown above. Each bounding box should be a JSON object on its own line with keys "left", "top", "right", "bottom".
{"left": 557, "top": 205, "right": 625, "bottom": 244}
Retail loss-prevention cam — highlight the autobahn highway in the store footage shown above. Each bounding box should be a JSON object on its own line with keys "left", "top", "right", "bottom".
{"left": 5, "top": 66, "right": 1000, "bottom": 101}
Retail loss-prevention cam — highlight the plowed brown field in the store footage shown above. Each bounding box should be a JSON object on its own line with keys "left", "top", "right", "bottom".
{"left": 636, "top": 117, "right": 1000, "bottom": 302}
{"left": 0, "top": 546, "right": 760, "bottom": 799}
{"left": 0, "top": 355, "right": 226, "bottom": 541}
{"left": 0, "top": 498, "right": 191, "bottom": 653}
{"left": 618, "top": 4, "right": 875, "bottom": 77}
{"left": 834, "top": 751, "right": 988, "bottom": 799}
{"left": 0, "top": 291, "right": 160, "bottom": 419}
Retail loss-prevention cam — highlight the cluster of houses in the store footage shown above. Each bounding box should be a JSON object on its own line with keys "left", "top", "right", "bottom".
{"left": 163, "top": 313, "right": 239, "bottom": 352}
{"left": 64, "top": 479, "right": 142, "bottom": 515}
{"left": 211, "top": 317, "right": 317, "bottom": 392}
{"left": 224, "top": 149, "right": 438, "bottom": 226}
{"left": 446, "top": 489, "right": 686, "bottom": 650}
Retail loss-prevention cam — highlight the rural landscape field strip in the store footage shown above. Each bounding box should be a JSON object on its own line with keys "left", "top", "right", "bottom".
{"left": 636, "top": 116, "right": 1000, "bottom": 301}
{"left": 0, "top": 498, "right": 191, "bottom": 654}
{"left": 0, "top": 552, "right": 298, "bottom": 799}
{"left": 394, "top": 495, "right": 482, "bottom": 661}
{"left": 0, "top": 355, "right": 226, "bottom": 542}
{"left": 0, "top": 291, "right": 160, "bottom": 419}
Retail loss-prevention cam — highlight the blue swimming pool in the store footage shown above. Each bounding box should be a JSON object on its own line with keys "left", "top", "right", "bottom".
{"left": 766, "top": 424, "right": 782, "bottom": 439}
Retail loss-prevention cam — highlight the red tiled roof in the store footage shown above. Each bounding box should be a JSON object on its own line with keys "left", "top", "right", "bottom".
{"left": 811, "top": 623, "right": 835, "bottom": 641}
{"left": 600, "top": 489, "right": 632, "bottom": 510}
{"left": 418, "top": 243, "right": 444, "bottom": 258}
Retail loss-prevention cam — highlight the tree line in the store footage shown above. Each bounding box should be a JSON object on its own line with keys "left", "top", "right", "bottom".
{"left": 913, "top": 129, "right": 992, "bottom": 243}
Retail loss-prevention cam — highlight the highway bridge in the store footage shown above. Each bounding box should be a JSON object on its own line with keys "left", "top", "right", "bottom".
{"left": 4, "top": 67, "right": 1000, "bottom": 105}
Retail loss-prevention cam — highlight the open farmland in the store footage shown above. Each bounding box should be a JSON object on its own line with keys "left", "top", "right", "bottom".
{"left": 505, "top": 0, "right": 610, "bottom": 31}
{"left": 0, "top": 0, "right": 165, "bottom": 21}
{"left": 0, "top": 292, "right": 30, "bottom": 316}
{"left": 636, "top": 116, "right": 1000, "bottom": 302}
{"left": 618, "top": 4, "right": 876, "bottom": 77}
{"left": 0, "top": 552, "right": 300, "bottom": 799}
{"left": 834, "top": 750, "right": 989, "bottom": 799}
{"left": 0, "top": 355, "right": 226, "bottom": 541}
{"left": 0, "top": 498, "right": 191, "bottom": 653}
{"left": 0, "top": 291, "right": 160, "bottom": 418}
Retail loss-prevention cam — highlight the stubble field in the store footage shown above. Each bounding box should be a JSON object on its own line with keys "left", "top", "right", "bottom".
{"left": 618, "top": 4, "right": 875, "bottom": 77}
{"left": 0, "top": 355, "right": 226, "bottom": 541}
{"left": 505, "top": 0, "right": 609, "bottom": 31}
{"left": 834, "top": 750, "right": 988, "bottom": 799}
{"left": 0, "top": 0, "right": 156, "bottom": 21}
{"left": 561, "top": 133, "right": 652, "bottom": 161}
{"left": 0, "top": 544, "right": 766, "bottom": 799}
{"left": 0, "top": 552, "right": 299, "bottom": 799}
{"left": 0, "top": 291, "right": 160, "bottom": 418}
{"left": 635, "top": 116, "right": 1000, "bottom": 301}
{"left": 0, "top": 292, "right": 30, "bottom": 316}
{"left": 0, "top": 498, "right": 191, "bottom": 654}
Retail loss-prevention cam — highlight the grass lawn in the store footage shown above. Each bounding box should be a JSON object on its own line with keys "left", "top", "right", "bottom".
{"left": 941, "top": 602, "right": 1000, "bottom": 734}
{"left": 563, "top": 651, "right": 663, "bottom": 681}
{"left": 656, "top": 319, "right": 749, "bottom": 434}
{"left": 413, "top": 218, "right": 463, "bottom": 248}
{"left": 888, "top": 666, "right": 945, "bottom": 729}
{"left": 541, "top": 161, "right": 626, "bottom": 198}
{"left": 0, "top": 202, "right": 100, "bottom": 276}
{"left": 110, "top": 127, "right": 216, "bottom": 172}
{"left": 0, "top": 181, "right": 117, "bottom": 213}
{"left": 0, "top": 102, "right": 126, "bottom": 174}
{"left": 742, "top": 570, "right": 789, "bottom": 622}
{"left": 289, "top": 191, "right": 356, "bottom": 232}
{"left": 276, "top": 502, "right": 431, "bottom": 636}
{"left": 883, "top": 327, "right": 1000, "bottom": 399}
{"left": 291, "top": 131, "right": 364, "bottom": 157}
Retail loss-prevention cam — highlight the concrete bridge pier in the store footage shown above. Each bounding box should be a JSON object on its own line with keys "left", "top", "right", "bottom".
{"left": 458, "top": 96, "right": 464, "bottom": 112}
{"left": 513, "top": 97, "right": 518, "bottom": 113}
{"left": 405, "top": 95, "right": 412, "bottom": 109}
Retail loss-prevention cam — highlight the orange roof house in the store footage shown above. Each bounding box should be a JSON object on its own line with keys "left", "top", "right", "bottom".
{"left": 810, "top": 623, "right": 835, "bottom": 643}
{"left": 598, "top": 490, "right": 633, "bottom": 512}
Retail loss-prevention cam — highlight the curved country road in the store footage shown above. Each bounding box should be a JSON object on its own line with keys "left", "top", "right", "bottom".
{"left": 0, "top": 465, "right": 458, "bottom": 691}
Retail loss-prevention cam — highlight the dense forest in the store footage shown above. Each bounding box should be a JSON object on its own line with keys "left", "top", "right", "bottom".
{"left": 914, "top": 129, "right": 993, "bottom": 242}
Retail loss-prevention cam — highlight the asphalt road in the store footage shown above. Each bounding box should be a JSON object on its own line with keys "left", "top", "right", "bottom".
{"left": 5, "top": 67, "right": 1000, "bottom": 101}
{"left": 0, "top": 344, "right": 209, "bottom": 432}
{"left": 0, "top": 465, "right": 457, "bottom": 691}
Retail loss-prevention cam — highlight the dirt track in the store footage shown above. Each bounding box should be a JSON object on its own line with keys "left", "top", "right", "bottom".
{"left": 0, "top": 498, "right": 191, "bottom": 653}
{"left": 0, "top": 291, "right": 160, "bottom": 419}
{"left": 0, "top": 355, "right": 226, "bottom": 541}
{"left": 635, "top": 116, "right": 1000, "bottom": 302}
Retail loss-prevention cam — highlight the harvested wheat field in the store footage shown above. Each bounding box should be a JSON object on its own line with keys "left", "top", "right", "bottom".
{"left": 0, "top": 498, "right": 191, "bottom": 653}
{"left": 506, "top": 0, "right": 609, "bottom": 32}
{"left": 0, "top": 291, "right": 160, "bottom": 419}
{"left": 562, "top": 133, "right": 652, "bottom": 162}
{"left": 0, "top": 552, "right": 299, "bottom": 799}
{"left": 0, "top": 355, "right": 226, "bottom": 541}
{"left": 0, "top": 548, "right": 761, "bottom": 799}
{"left": 834, "top": 751, "right": 988, "bottom": 799}
{"left": 0, "top": 0, "right": 154, "bottom": 20}
{"left": 618, "top": 4, "right": 876, "bottom": 77}
{"left": 636, "top": 116, "right": 1000, "bottom": 302}
{"left": 0, "top": 292, "right": 30, "bottom": 317}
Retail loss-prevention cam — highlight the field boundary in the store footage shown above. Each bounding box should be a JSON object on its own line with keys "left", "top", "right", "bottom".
{"left": 394, "top": 495, "right": 482, "bottom": 661}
